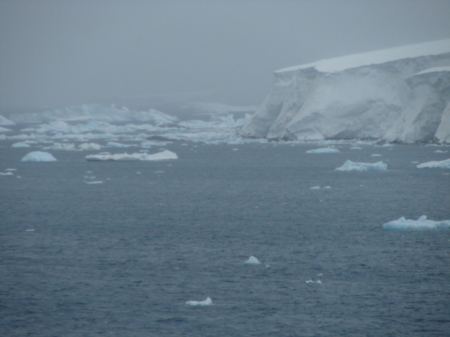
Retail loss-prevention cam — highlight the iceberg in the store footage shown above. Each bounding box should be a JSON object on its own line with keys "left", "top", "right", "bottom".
{"left": 0, "top": 114, "right": 15, "bottom": 126}
{"left": 240, "top": 40, "right": 450, "bottom": 143}
{"left": 335, "top": 160, "right": 387, "bottom": 172}
{"left": 306, "top": 147, "right": 340, "bottom": 154}
{"left": 9, "top": 104, "right": 178, "bottom": 125}
{"left": 21, "top": 151, "right": 57, "bottom": 162}
{"left": 244, "top": 256, "right": 261, "bottom": 264}
{"left": 85, "top": 150, "right": 178, "bottom": 161}
{"left": 383, "top": 216, "right": 450, "bottom": 230}
{"left": 185, "top": 297, "right": 212, "bottom": 306}
{"left": 416, "top": 158, "right": 450, "bottom": 169}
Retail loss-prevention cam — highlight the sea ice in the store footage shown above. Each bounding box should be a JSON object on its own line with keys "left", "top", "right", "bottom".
{"left": 371, "top": 154, "right": 382, "bottom": 157}
{"left": 185, "top": 297, "right": 212, "bottom": 306}
{"left": 306, "top": 147, "right": 340, "bottom": 154}
{"left": 383, "top": 216, "right": 450, "bottom": 230}
{"left": 78, "top": 143, "right": 102, "bottom": 150}
{"left": 335, "top": 160, "right": 387, "bottom": 172}
{"left": 84, "top": 181, "right": 104, "bottom": 184}
{"left": 245, "top": 256, "right": 261, "bottom": 264}
{"left": 417, "top": 158, "right": 450, "bottom": 169}
{"left": 0, "top": 114, "right": 15, "bottom": 125}
{"left": 310, "top": 186, "right": 320, "bottom": 190}
{"left": 85, "top": 150, "right": 177, "bottom": 161}
{"left": 306, "top": 279, "right": 322, "bottom": 284}
{"left": 0, "top": 127, "right": 12, "bottom": 133}
{"left": 12, "top": 142, "right": 31, "bottom": 148}
{"left": 21, "top": 151, "right": 57, "bottom": 162}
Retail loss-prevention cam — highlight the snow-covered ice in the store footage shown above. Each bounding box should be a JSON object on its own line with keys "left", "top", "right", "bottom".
{"left": 185, "top": 297, "right": 212, "bottom": 306}
{"left": 383, "top": 216, "right": 450, "bottom": 230}
{"left": 245, "top": 256, "right": 261, "bottom": 264}
{"left": 85, "top": 150, "right": 177, "bottom": 161}
{"left": 21, "top": 151, "right": 57, "bottom": 162}
{"left": 335, "top": 160, "right": 387, "bottom": 172}
{"left": 417, "top": 158, "right": 450, "bottom": 169}
{"left": 306, "top": 147, "right": 340, "bottom": 154}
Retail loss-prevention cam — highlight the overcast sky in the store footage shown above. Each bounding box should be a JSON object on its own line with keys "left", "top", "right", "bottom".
{"left": 1, "top": 0, "right": 450, "bottom": 112}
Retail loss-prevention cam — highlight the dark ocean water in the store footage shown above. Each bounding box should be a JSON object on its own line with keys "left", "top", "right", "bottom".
{"left": 1, "top": 143, "right": 449, "bottom": 336}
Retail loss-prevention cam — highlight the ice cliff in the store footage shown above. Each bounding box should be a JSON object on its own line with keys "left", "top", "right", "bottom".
{"left": 241, "top": 40, "right": 450, "bottom": 143}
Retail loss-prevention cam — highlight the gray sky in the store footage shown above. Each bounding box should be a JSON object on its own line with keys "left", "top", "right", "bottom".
{"left": 1, "top": 0, "right": 450, "bottom": 112}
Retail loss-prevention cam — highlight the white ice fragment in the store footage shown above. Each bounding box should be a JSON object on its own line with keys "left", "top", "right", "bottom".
{"left": 185, "top": 297, "right": 212, "bottom": 306}
{"left": 371, "top": 154, "right": 382, "bottom": 157}
{"left": 245, "top": 256, "right": 261, "bottom": 264}
{"left": 6, "top": 168, "right": 17, "bottom": 171}
{"left": 417, "top": 158, "right": 450, "bottom": 169}
{"left": 310, "top": 186, "right": 320, "bottom": 190}
{"left": 106, "top": 141, "right": 130, "bottom": 148}
{"left": 0, "top": 172, "right": 13, "bottom": 176}
{"left": 84, "top": 181, "right": 103, "bottom": 184}
{"left": 306, "top": 147, "right": 340, "bottom": 154}
{"left": 323, "top": 186, "right": 332, "bottom": 189}
{"left": 383, "top": 216, "right": 450, "bottom": 230}
{"left": 335, "top": 160, "right": 387, "bottom": 172}
{"left": 26, "top": 229, "right": 35, "bottom": 232}
{"left": 21, "top": 151, "right": 57, "bottom": 162}
{"left": 78, "top": 142, "right": 102, "bottom": 150}
{"left": 12, "top": 142, "right": 31, "bottom": 148}
{"left": 350, "top": 147, "right": 362, "bottom": 150}
{"left": 0, "top": 114, "right": 15, "bottom": 125}
{"left": 306, "top": 279, "right": 322, "bottom": 284}
{"left": 85, "top": 150, "right": 177, "bottom": 161}
{"left": 435, "top": 150, "right": 448, "bottom": 153}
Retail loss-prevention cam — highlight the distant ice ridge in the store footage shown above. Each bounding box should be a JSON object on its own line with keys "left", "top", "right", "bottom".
{"left": 306, "top": 147, "right": 340, "bottom": 154}
{"left": 185, "top": 297, "right": 212, "bottom": 306}
{"left": 21, "top": 151, "right": 57, "bottom": 162}
{"left": 383, "top": 216, "right": 450, "bottom": 230}
{"left": 416, "top": 158, "right": 450, "bottom": 169}
{"left": 244, "top": 256, "right": 261, "bottom": 264}
{"left": 240, "top": 39, "right": 450, "bottom": 143}
{"left": 0, "top": 114, "right": 15, "bottom": 126}
{"left": 9, "top": 104, "right": 178, "bottom": 125}
{"left": 85, "top": 150, "right": 177, "bottom": 161}
{"left": 335, "top": 160, "right": 387, "bottom": 172}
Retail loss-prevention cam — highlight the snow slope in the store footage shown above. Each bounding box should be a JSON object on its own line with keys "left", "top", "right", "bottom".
{"left": 241, "top": 39, "right": 450, "bottom": 143}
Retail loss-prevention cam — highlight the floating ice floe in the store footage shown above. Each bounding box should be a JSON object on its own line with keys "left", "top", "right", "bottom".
{"left": 371, "top": 154, "right": 382, "bottom": 157}
{"left": 435, "top": 150, "right": 448, "bottom": 153}
{"left": 0, "top": 114, "right": 15, "bottom": 126}
{"left": 84, "top": 181, "right": 104, "bottom": 184}
{"left": 323, "top": 186, "right": 332, "bottom": 189}
{"left": 335, "top": 160, "right": 387, "bottom": 172}
{"left": 306, "top": 147, "right": 340, "bottom": 154}
{"left": 185, "top": 297, "right": 212, "bottom": 306}
{"left": 310, "top": 186, "right": 320, "bottom": 190}
{"left": 85, "top": 150, "right": 177, "bottom": 161}
{"left": 306, "top": 279, "right": 322, "bottom": 284}
{"left": 0, "top": 172, "right": 14, "bottom": 176}
{"left": 12, "top": 142, "right": 31, "bottom": 148}
{"left": 245, "top": 256, "right": 261, "bottom": 264}
{"left": 106, "top": 141, "right": 130, "bottom": 148}
{"left": 383, "top": 216, "right": 450, "bottom": 230}
{"left": 350, "top": 146, "right": 362, "bottom": 150}
{"left": 21, "top": 151, "right": 57, "bottom": 162}
{"left": 0, "top": 126, "right": 12, "bottom": 133}
{"left": 417, "top": 158, "right": 450, "bottom": 169}
{"left": 78, "top": 142, "right": 102, "bottom": 150}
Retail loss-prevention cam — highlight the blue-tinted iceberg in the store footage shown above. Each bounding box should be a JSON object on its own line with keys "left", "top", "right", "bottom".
{"left": 335, "top": 160, "right": 387, "bottom": 172}
{"left": 417, "top": 158, "right": 450, "bottom": 169}
{"left": 306, "top": 147, "right": 340, "bottom": 154}
{"left": 383, "top": 216, "right": 450, "bottom": 230}
{"left": 21, "top": 151, "right": 57, "bottom": 162}
{"left": 85, "top": 150, "right": 177, "bottom": 161}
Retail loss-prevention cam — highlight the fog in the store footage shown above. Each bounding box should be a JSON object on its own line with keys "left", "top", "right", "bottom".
{"left": 1, "top": 0, "right": 450, "bottom": 113}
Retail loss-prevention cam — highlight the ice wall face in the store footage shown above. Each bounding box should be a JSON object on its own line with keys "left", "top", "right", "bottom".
{"left": 241, "top": 40, "right": 450, "bottom": 142}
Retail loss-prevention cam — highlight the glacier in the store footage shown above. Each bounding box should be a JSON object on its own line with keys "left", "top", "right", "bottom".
{"left": 383, "top": 216, "right": 450, "bottom": 230}
{"left": 240, "top": 40, "right": 450, "bottom": 143}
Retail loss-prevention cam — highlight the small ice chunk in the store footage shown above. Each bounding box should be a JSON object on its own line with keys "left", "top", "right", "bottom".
{"left": 245, "top": 256, "right": 261, "bottom": 264}
{"left": 435, "top": 150, "right": 448, "bottom": 153}
{"left": 185, "top": 297, "right": 212, "bottom": 306}
{"left": 0, "top": 172, "right": 13, "bottom": 176}
{"left": 84, "top": 181, "right": 103, "bottom": 184}
{"left": 306, "top": 147, "right": 340, "bottom": 154}
{"left": 6, "top": 168, "right": 17, "bottom": 171}
{"left": 383, "top": 216, "right": 450, "bottom": 230}
{"left": 417, "top": 158, "right": 450, "bottom": 169}
{"left": 106, "top": 141, "right": 130, "bottom": 148}
{"left": 21, "top": 151, "right": 57, "bottom": 162}
{"left": 306, "top": 279, "right": 322, "bottom": 284}
{"left": 350, "top": 146, "right": 362, "bottom": 150}
{"left": 26, "top": 229, "right": 35, "bottom": 232}
{"left": 12, "top": 142, "right": 31, "bottom": 148}
{"left": 335, "top": 160, "right": 387, "bottom": 172}
{"left": 78, "top": 142, "right": 102, "bottom": 151}
{"left": 371, "top": 154, "right": 382, "bottom": 157}
{"left": 310, "top": 186, "right": 320, "bottom": 190}
{"left": 323, "top": 186, "right": 332, "bottom": 189}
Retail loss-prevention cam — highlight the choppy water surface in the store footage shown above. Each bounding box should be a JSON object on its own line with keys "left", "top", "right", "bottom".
{"left": 1, "top": 143, "right": 449, "bottom": 336}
